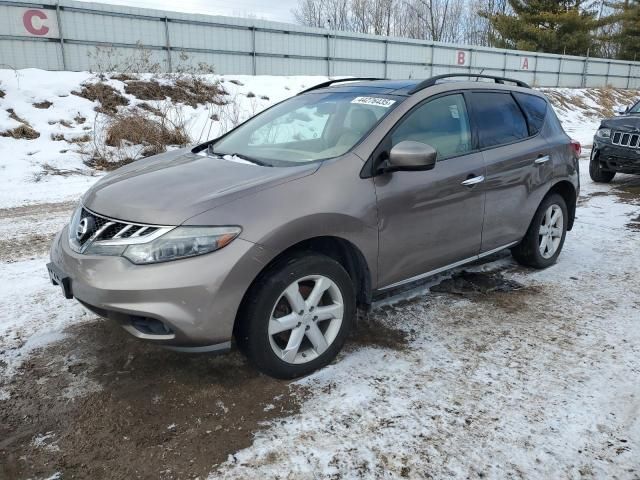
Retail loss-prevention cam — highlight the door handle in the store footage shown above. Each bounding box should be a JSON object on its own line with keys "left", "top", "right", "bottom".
{"left": 534, "top": 155, "right": 551, "bottom": 164}
{"left": 461, "top": 175, "right": 485, "bottom": 186}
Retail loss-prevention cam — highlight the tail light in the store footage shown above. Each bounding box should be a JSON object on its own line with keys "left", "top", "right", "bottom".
{"left": 570, "top": 140, "right": 581, "bottom": 157}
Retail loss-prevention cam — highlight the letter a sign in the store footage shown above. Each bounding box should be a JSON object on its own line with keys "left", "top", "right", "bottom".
{"left": 522, "top": 57, "right": 529, "bottom": 70}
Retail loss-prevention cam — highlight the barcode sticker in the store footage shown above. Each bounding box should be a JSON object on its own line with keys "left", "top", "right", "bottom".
{"left": 351, "top": 96, "right": 396, "bottom": 108}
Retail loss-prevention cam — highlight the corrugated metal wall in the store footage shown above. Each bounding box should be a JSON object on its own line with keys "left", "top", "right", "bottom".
{"left": 1, "top": 0, "right": 639, "bottom": 88}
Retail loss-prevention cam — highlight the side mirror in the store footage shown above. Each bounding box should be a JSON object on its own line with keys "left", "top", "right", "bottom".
{"left": 385, "top": 141, "right": 437, "bottom": 172}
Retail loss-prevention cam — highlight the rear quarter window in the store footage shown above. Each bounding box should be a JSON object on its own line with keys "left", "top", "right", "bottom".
{"left": 470, "top": 92, "right": 529, "bottom": 148}
{"left": 513, "top": 92, "right": 548, "bottom": 135}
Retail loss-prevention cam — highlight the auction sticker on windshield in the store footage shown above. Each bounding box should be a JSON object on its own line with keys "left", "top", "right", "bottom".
{"left": 351, "top": 97, "right": 396, "bottom": 108}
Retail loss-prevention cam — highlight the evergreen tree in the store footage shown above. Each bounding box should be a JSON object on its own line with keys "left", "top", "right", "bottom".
{"left": 482, "top": 0, "right": 600, "bottom": 56}
{"left": 608, "top": 0, "right": 640, "bottom": 60}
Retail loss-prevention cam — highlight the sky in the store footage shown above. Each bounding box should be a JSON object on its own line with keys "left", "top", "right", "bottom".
{"left": 90, "top": 0, "right": 300, "bottom": 23}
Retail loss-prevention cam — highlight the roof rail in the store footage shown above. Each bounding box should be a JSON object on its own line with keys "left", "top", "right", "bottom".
{"left": 297, "top": 77, "right": 384, "bottom": 95}
{"left": 408, "top": 74, "right": 530, "bottom": 94}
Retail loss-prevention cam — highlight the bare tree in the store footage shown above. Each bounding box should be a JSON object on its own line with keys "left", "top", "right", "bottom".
{"left": 293, "top": 0, "right": 505, "bottom": 45}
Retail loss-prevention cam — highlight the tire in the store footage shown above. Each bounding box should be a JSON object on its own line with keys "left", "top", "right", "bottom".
{"left": 589, "top": 154, "right": 615, "bottom": 183}
{"left": 511, "top": 193, "right": 568, "bottom": 269}
{"left": 235, "top": 252, "right": 355, "bottom": 379}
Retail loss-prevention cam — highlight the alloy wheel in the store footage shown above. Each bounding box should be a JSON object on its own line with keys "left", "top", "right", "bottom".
{"left": 538, "top": 204, "right": 563, "bottom": 259}
{"left": 268, "top": 275, "right": 344, "bottom": 364}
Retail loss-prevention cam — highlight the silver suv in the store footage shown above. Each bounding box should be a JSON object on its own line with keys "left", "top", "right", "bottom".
{"left": 48, "top": 75, "right": 580, "bottom": 378}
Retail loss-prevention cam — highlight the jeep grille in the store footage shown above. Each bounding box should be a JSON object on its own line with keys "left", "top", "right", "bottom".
{"left": 611, "top": 130, "right": 640, "bottom": 149}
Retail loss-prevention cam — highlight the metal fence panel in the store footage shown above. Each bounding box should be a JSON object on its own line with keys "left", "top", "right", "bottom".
{"left": 170, "top": 23, "right": 251, "bottom": 52}
{"left": 0, "top": 38, "right": 62, "bottom": 69}
{"left": 0, "top": 0, "right": 638, "bottom": 88}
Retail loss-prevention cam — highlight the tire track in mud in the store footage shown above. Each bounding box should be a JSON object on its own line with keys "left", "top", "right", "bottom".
{"left": 0, "top": 201, "right": 74, "bottom": 262}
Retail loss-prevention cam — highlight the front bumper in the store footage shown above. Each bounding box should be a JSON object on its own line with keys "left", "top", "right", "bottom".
{"left": 49, "top": 226, "right": 271, "bottom": 349}
{"left": 593, "top": 141, "right": 640, "bottom": 174}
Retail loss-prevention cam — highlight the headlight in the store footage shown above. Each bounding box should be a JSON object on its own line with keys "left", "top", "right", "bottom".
{"left": 596, "top": 128, "right": 611, "bottom": 139}
{"left": 122, "top": 226, "right": 241, "bottom": 264}
{"left": 68, "top": 203, "right": 83, "bottom": 253}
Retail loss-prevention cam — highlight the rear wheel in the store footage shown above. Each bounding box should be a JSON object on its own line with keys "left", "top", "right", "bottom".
{"left": 589, "top": 153, "right": 615, "bottom": 183}
{"left": 236, "top": 253, "right": 355, "bottom": 379}
{"left": 512, "top": 193, "right": 568, "bottom": 269}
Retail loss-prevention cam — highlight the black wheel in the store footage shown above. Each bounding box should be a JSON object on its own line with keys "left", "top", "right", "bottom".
{"left": 512, "top": 193, "right": 568, "bottom": 269}
{"left": 589, "top": 153, "right": 615, "bottom": 183}
{"left": 235, "top": 252, "right": 355, "bottom": 379}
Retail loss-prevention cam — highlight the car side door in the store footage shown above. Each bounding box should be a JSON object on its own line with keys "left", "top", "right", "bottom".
{"left": 372, "top": 93, "right": 487, "bottom": 290}
{"left": 468, "top": 90, "right": 554, "bottom": 254}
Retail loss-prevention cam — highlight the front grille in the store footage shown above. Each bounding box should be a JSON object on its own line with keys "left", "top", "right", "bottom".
{"left": 611, "top": 130, "right": 640, "bottom": 149}
{"left": 73, "top": 207, "right": 161, "bottom": 249}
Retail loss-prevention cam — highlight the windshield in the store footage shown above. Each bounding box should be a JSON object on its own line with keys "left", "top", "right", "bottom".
{"left": 629, "top": 101, "right": 640, "bottom": 113}
{"left": 211, "top": 91, "right": 402, "bottom": 166}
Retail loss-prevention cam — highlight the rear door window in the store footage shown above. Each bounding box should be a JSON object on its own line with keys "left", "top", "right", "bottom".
{"left": 470, "top": 92, "right": 529, "bottom": 148}
{"left": 513, "top": 93, "right": 548, "bottom": 135}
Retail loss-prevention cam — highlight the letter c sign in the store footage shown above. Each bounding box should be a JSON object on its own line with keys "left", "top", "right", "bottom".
{"left": 23, "top": 9, "right": 50, "bottom": 36}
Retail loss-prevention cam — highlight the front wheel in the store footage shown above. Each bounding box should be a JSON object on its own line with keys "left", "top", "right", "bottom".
{"left": 589, "top": 154, "right": 615, "bottom": 183}
{"left": 512, "top": 193, "right": 568, "bottom": 269}
{"left": 236, "top": 253, "right": 355, "bottom": 379}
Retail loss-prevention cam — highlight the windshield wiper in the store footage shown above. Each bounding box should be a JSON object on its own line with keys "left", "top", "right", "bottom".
{"left": 208, "top": 146, "right": 269, "bottom": 166}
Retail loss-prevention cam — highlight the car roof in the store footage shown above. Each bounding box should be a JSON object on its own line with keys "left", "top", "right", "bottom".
{"left": 302, "top": 75, "right": 538, "bottom": 97}
{"left": 307, "top": 79, "right": 421, "bottom": 96}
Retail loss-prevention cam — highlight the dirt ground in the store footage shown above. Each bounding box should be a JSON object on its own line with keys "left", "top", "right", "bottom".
{"left": 1, "top": 162, "right": 639, "bottom": 479}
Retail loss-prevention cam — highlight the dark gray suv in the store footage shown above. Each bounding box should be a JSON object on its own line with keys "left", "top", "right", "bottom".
{"left": 48, "top": 74, "right": 580, "bottom": 378}
{"left": 590, "top": 99, "right": 640, "bottom": 182}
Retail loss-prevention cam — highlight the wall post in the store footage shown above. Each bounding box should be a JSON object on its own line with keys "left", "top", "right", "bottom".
{"left": 251, "top": 27, "right": 256, "bottom": 75}
{"left": 557, "top": 56, "right": 562, "bottom": 87}
{"left": 326, "top": 33, "right": 331, "bottom": 77}
{"left": 55, "top": 1, "right": 67, "bottom": 70}
{"left": 581, "top": 48, "right": 590, "bottom": 87}
{"left": 164, "top": 17, "right": 172, "bottom": 73}
{"left": 383, "top": 40, "right": 388, "bottom": 79}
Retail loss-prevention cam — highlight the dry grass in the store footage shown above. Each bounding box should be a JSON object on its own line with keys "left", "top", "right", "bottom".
{"left": 83, "top": 154, "right": 135, "bottom": 171}
{"left": 7, "top": 108, "right": 27, "bottom": 124}
{"left": 105, "top": 110, "right": 189, "bottom": 149}
{"left": 0, "top": 89, "right": 5, "bottom": 99}
{"left": 72, "top": 82, "right": 129, "bottom": 115}
{"left": 69, "top": 134, "right": 91, "bottom": 144}
{"left": 74, "top": 114, "right": 87, "bottom": 124}
{"left": 1, "top": 125, "right": 40, "bottom": 140}
{"left": 124, "top": 77, "right": 227, "bottom": 108}
{"left": 1, "top": 108, "right": 40, "bottom": 139}
{"left": 33, "top": 101, "right": 52, "bottom": 109}
{"left": 110, "top": 73, "right": 135, "bottom": 82}
{"left": 83, "top": 105, "right": 190, "bottom": 170}
{"left": 32, "top": 163, "right": 93, "bottom": 182}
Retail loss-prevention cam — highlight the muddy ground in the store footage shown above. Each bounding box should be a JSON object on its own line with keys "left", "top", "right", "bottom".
{"left": 1, "top": 167, "right": 639, "bottom": 479}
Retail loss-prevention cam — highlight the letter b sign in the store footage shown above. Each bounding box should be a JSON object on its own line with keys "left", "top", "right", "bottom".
{"left": 455, "top": 50, "right": 469, "bottom": 67}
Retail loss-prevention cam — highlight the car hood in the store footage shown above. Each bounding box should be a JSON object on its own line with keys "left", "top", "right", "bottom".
{"left": 82, "top": 148, "right": 320, "bottom": 225}
{"left": 600, "top": 115, "right": 640, "bottom": 132}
